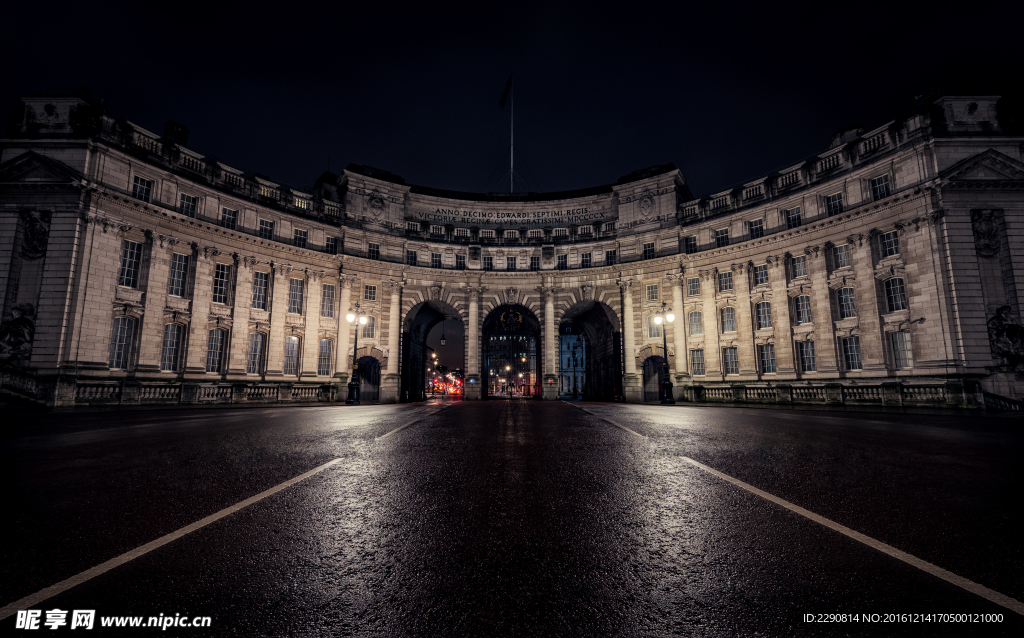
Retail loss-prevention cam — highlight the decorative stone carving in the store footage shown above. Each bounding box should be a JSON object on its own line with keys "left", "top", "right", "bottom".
{"left": 698, "top": 269, "right": 713, "bottom": 281}
{"left": 828, "top": 274, "right": 857, "bottom": 290}
{"left": 579, "top": 284, "right": 593, "bottom": 301}
{"left": 114, "top": 286, "right": 144, "bottom": 303}
{"left": 971, "top": 209, "right": 1000, "bottom": 257}
{"left": 874, "top": 263, "right": 906, "bottom": 280}
{"left": 987, "top": 305, "right": 1024, "bottom": 369}
{"left": 429, "top": 284, "right": 443, "bottom": 301}
{"left": 637, "top": 191, "right": 655, "bottom": 222}
{"left": 242, "top": 256, "right": 259, "bottom": 270}
{"left": 505, "top": 287, "right": 520, "bottom": 305}
{"left": 846, "top": 234, "right": 864, "bottom": 248}
{"left": 163, "top": 308, "right": 191, "bottom": 323}
{"left": 19, "top": 210, "right": 50, "bottom": 261}
{"left": 0, "top": 303, "right": 36, "bottom": 362}
{"left": 788, "top": 283, "right": 813, "bottom": 298}
{"left": 307, "top": 269, "right": 325, "bottom": 283}
{"left": 202, "top": 246, "right": 220, "bottom": 260}
{"left": 617, "top": 278, "right": 633, "bottom": 292}
{"left": 765, "top": 255, "right": 780, "bottom": 269}
{"left": 368, "top": 192, "right": 386, "bottom": 219}
{"left": 276, "top": 263, "right": 294, "bottom": 277}
{"left": 804, "top": 245, "right": 820, "bottom": 259}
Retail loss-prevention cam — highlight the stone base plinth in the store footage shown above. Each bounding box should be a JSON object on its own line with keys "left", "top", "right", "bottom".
{"left": 622, "top": 373, "right": 642, "bottom": 403}
{"left": 465, "top": 375, "right": 482, "bottom": 400}
{"left": 379, "top": 373, "right": 401, "bottom": 403}
{"left": 543, "top": 374, "right": 559, "bottom": 400}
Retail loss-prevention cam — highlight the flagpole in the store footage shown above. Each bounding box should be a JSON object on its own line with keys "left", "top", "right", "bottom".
{"left": 510, "top": 78, "right": 514, "bottom": 194}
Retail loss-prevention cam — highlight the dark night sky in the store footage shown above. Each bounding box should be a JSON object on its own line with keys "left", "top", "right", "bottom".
{"left": 4, "top": 2, "right": 1021, "bottom": 200}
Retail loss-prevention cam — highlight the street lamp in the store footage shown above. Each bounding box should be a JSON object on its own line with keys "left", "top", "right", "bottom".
{"left": 571, "top": 335, "right": 581, "bottom": 400}
{"left": 345, "top": 303, "right": 368, "bottom": 405}
{"left": 653, "top": 302, "right": 675, "bottom": 404}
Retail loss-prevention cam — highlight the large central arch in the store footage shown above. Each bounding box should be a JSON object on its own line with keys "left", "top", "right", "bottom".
{"left": 559, "top": 299, "right": 622, "bottom": 401}
{"left": 401, "top": 300, "right": 464, "bottom": 402}
{"left": 481, "top": 304, "right": 542, "bottom": 399}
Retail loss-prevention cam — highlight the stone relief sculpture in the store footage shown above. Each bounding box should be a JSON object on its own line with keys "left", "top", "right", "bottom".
{"left": 987, "top": 306, "right": 1024, "bottom": 370}
{"left": 0, "top": 303, "right": 36, "bottom": 363}
{"left": 19, "top": 210, "right": 50, "bottom": 261}
{"left": 971, "top": 209, "right": 1000, "bottom": 257}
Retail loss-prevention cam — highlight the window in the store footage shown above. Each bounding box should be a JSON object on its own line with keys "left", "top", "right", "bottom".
{"left": 206, "top": 328, "right": 227, "bottom": 373}
{"left": 833, "top": 244, "right": 851, "bottom": 269}
{"left": 605, "top": 221, "right": 616, "bottom": 232}
{"left": 871, "top": 174, "right": 891, "bottom": 201}
{"left": 715, "top": 228, "right": 730, "bottom": 248}
{"left": 581, "top": 252, "right": 591, "bottom": 268}
{"left": 753, "top": 264, "right": 769, "bottom": 286}
{"left": 842, "top": 336, "right": 862, "bottom": 370}
{"left": 721, "top": 307, "right": 736, "bottom": 332}
{"left": 504, "top": 229, "right": 519, "bottom": 239}
{"left": 167, "top": 253, "right": 190, "bottom": 297}
{"left": 294, "top": 198, "right": 311, "bottom": 210}
{"left": 246, "top": 333, "right": 265, "bottom": 374}
{"left": 456, "top": 255, "right": 467, "bottom": 270}
{"left": 756, "top": 302, "right": 772, "bottom": 329}
{"left": 528, "top": 229, "right": 544, "bottom": 238}
{"left": 690, "top": 350, "right": 706, "bottom": 375}
{"left": 432, "top": 253, "right": 442, "bottom": 269}
{"left": 284, "top": 336, "right": 300, "bottom": 375}
{"left": 212, "top": 263, "right": 231, "bottom": 304}
{"left": 798, "top": 341, "right": 816, "bottom": 372}
{"left": 880, "top": 230, "right": 899, "bottom": 258}
{"left": 578, "top": 225, "right": 593, "bottom": 235}
{"left": 484, "top": 256, "right": 494, "bottom": 271}
{"left": 160, "top": 323, "right": 184, "bottom": 372}
{"left": 109, "top": 317, "right": 135, "bottom": 369}
{"left": 318, "top": 339, "right": 333, "bottom": 376}
{"left": 718, "top": 271, "right": 733, "bottom": 292}
{"left": 647, "top": 315, "right": 662, "bottom": 338}
{"left": 326, "top": 236, "right": 337, "bottom": 255}
{"left": 116, "top": 241, "right": 144, "bottom": 290}
{"left": 288, "top": 279, "right": 304, "bottom": 314}
{"left": 364, "top": 285, "right": 376, "bottom": 301}
{"left": 131, "top": 175, "right": 153, "bottom": 202}
{"left": 260, "top": 185, "right": 276, "bottom": 199}
{"left": 643, "top": 242, "right": 656, "bottom": 259}
{"left": 647, "top": 284, "right": 659, "bottom": 301}
{"left": 552, "top": 228, "right": 568, "bottom": 237}
{"left": 406, "top": 250, "right": 418, "bottom": 266}
{"left": 837, "top": 287, "right": 857, "bottom": 319}
{"left": 891, "top": 331, "right": 913, "bottom": 368}
{"left": 785, "top": 207, "right": 802, "bottom": 229}
{"left": 758, "top": 344, "right": 777, "bottom": 373}
{"left": 791, "top": 255, "right": 808, "bottom": 278}
{"left": 251, "top": 271, "right": 269, "bottom": 310}
{"left": 885, "top": 278, "right": 908, "bottom": 312}
{"left": 321, "top": 284, "right": 336, "bottom": 318}
{"left": 431, "top": 225, "right": 445, "bottom": 235}
{"left": 507, "top": 256, "right": 516, "bottom": 270}
{"left": 179, "top": 193, "right": 198, "bottom": 218}
{"left": 220, "top": 208, "right": 237, "bottom": 230}
{"left": 406, "top": 221, "right": 420, "bottom": 232}
{"left": 826, "top": 192, "right": 844, "bottom": 216}
{"left": 557, "top": 255, "right": 567, "bottom": 270}
{"left": 454, "top": 227, "right": 471, "bottom": 238}
{"left": 293, "top": 229, "right": 308, "bottom": 248}
{"left": 480, "top": 229, "right": 497, "bottom": 239}
{"left": 794, "top": 295, "right": 813, "bottom": 324}
{"left": 605, "top": 250, "right": 617, "bottom": 266}
{"left": 723, "top": 347, "right": 739, "bottom": 375}
{"left": 530, "top": 256, "right": 540, "bottom": 271}
{"left": 367, "top": 243, "right": 380, "bottom": 260}
{"left": 686, "top": 278, "right": 700, "bottom": 297}
{"left": 684, "top": 236, "right": 698, "bottom": 254}
{"left": 748, "top": 219, "right": 764, "bottom": 239}
{"left": 362, "top": 316, "right": 376, "bottom": 339}
{"left": 258, "top": 219, "right": 274, "bottom": 240}
{"left": 689, "top": 311, "right": 703, "bottom": 336}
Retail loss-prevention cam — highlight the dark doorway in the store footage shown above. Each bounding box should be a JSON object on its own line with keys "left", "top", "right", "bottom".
{"left": 401, "top": 301, "right": 463, "bottom": 402}
{"left": 560, "top": 301, "right": 622, "bottom": 401}
{"left": 482, "top": 304, "right": 542, "bottom": 399}
{"left": 641, "top": 355, "right": 667, "bottom": 402}
{"left": 357, "top": 356, "right": 382, "bottom": 401}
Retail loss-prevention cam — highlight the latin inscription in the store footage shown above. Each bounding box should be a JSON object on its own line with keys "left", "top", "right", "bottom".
{"left": 416, "top": 207, "right": 608, "bottom": 228}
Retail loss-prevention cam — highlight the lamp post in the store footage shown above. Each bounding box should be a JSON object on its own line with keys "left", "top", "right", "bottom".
{"left": 345, "top": 303, "right": 368, "bottom": 405}
{"left": 653, "top": 302, "right": 675, "bottom": 404}
{"left": 571, "top": 335, "right": 581, "bottom": 400}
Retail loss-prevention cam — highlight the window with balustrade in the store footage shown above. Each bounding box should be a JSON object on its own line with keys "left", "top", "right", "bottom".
{"left": 721, "top": 307, "right": 736, "bottom": 332}
{"left": 791, "top": 255, "right": 807, "bottom": 278}
{"left": 118, "top": 240, "right": 143, "bottom": 288}
{"left": 690, "top": 350, "right": 705, "bottom": 376}
{"left": 505, "top": 229, "right": 519, "bottom": 239}
{"left": 891, "top": 331, "right": 913, "bottom": 368}
{"left": 108, "top": 317, "right": 135, "bottom": 369}
{"left": 132, "top": 176, "right": 153, "bottom": 202}
{"left": 287, "top": 278, "right": 304, "bottom": 314}
{"left": 167, "top": 253, "right": 190, "bottom": 297}
{"left": 246, "top": 333, "right": 266, "bottom": 374}
{"left": 885, "top": 278, "right": 908, "bottom": 312}
{"left": 723, "top": 347, "right": 739, "bottom": 375}
{"left": 794, "top": 295, "right": 812, "bottom": 324}
{"left": 160, "top": 323, "right": 184, "bottom": 372}
{"left": 718, "top": 271, "right": 733, "bottom": 292}
{"left": 797, "top": 340, "right": 816, "bottom": 372}
{"left": 251, "top": 271, "right": 269, "bottom": 310}
{"left": 756, "top": 302, "right": 772, "bottom": 329}
{"left": 321, "top": 284, "right": 335, "bottom": 318}
{"left": 258, "top": 219, "right": 274, "bottom": 240}
{"left": 552, "top": 228, "right": 568, "bottom": 237}
{"left": 284, "top": 336, "right": 300, "bottom": 375}
{"left": 220, "top": 208, "right": 237, "bottom": 230}
{"left": 871, "top": 174, "right": 891, "bottom": 201}
{"left": 454, "top": 227, "right": 470, "bottom": 238}
{"left": 528, "top": 229, "right": 544, "bottom": 238}
{"left": 753, "top": 264, "right": 768, "bottom": 286}
{"left": 748, "top": 219, "right": 764, "bottom": 239}
{"left": 578, "top": 225, "right": 593, "bottom": 235}
{"left": 715, "top": 228, "right": 729, "bottom": 248}
{"left": 294, "top": 198, "right": 311, "bottom": 210}
{"left": 318, "top": 339, "right": 333, "bottom": 376}
{"left": 826, "top": 192, "right": 844, "bottom": 216}
{"left": 206, "top": 328, "right": 227, "bottom": 373}
{"left": 689, "top": 311, "right": 703, "bottom": 336}
{"left": 842, "top": 336, "right": 862, "bottom": 370}
{"left": 758, "top": 344, "right": 776, "bottom": 373}
{"left": 431, "top": 225, "right": 446, "bottom": 235}
{"left": 212, "top": 263, "right": 231, "bottom": 305}
{"left": 837, "top": 287, "right": 857, "bottom": 319}
{"left": 407, "top": 221, "right": 420, "bottom": 232}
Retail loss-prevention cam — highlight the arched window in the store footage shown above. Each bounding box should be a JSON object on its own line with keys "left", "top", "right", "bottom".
{"left": 108, "top": 316, "right": 135, "bottom": 369}
{"left": 246, "top": 333, "right": 266, "bottom": 374}
{"left": 206, "top": 328, "right": 228, "bottom": 373}
{"left": 363, "top": 316, "right": 376, "bottom": 339}
{"left": 689, "top": 311, "right": 703, "bottom": 336}
{"left": 720, "top": 307, "right": 736, "bottom": 332}
{"left": 837, "top": 287, "right": 857, "bottom": 319}
{"left": 885, "top": 278, "right": 907, "bottom": 312}
{"left": 794, "top": 295, "right": 813, "bottom": 324}
{"left": 755, "top": 302, "right": 772, "bottom": 329}
{"left": 284, "top": 336, "right": 301, "bottom": 375}
{"left": 317, "top": 339, "right": 333, "bottom": 376}
{"left": 160, "top": 323, "right": 185, "bottom": 372}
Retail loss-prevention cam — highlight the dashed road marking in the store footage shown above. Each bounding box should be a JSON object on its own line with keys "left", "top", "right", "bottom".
{"left": 571, "top": 404, "right": 645, "bottom": 438}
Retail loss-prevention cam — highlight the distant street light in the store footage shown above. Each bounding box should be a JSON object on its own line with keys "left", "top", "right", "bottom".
{"left": 653, "top": 302, "right": 675, "bottom": 404}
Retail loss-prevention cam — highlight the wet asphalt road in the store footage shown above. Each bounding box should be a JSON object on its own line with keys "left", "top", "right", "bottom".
{"left": 2, "top": 400, "right": 1022, "bottom": 637}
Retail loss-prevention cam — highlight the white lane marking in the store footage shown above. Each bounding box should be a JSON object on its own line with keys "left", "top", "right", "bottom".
{"left": 376, "top": 404, "right": 452, "bottom": 439}
{"left": 681, "top": 455, "right": 1024, "bottom": 616}
{"left": 573, "top": 404, "right": 645, "bottom": 438}
{"left": 0, "top": 457, "right": 342, "bottom": 620}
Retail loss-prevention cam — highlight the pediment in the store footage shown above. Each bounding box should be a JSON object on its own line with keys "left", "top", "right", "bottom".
{"left": 942, "top": 149, "right": 1024, "bottom": 182}
{"left": 0, "top": 151, "right": 81, "bottom": 184}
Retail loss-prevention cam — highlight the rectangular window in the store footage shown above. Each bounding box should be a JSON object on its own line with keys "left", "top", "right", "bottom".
{"left": 527, "top": 229, "right": 544, "bottom": 238}
{"left": 891, "top": 331, "right": 913, "bottom": 368}
{"left": 321, "top": 284, "right": 336, "bottom": 318}
{"left": 605, "top": 221, "right": 616, "bottom": 233}
{"left": 258, "top": 219, "right": 274, "bottom": 240}
{"left": 318, "top": 339, "right": 333, "bottom": 376}
{"left": 721, "top": 306, "right": 736, "bottom": 332}
{"left": 179, "top": 193, "right": 198, "bottom": 218}
{"left": 826, "top": 192, "right": 844, "bottom": 216}
{"left": 885, "top": 278, "right": 908, "bottom": 312}
{"left": 690, "top": 350, "right": 706, "bottom": 376}
{"left": 842, "top": 336, "right": 863, "bottom": 370}
{"left": 686, "top": 277, "right": 700, "bottom": 296}
{"left": 715, "top": 228, "right": 730, "bottom": 248}
{"left": 557, "top": 255, "right": 567, "bottom": 270}
{"left": 293, "top": 229, "right": 308, "bottom": 248}
{"left": 167, "top": 253, "right": 190, "bottom": 297}
{"left": 643, "top": 242, "right": 656, "bottom": 259}
{"left": 364, "top": 285, "right": 376, "bottom": 301}
{"left": 406, "top": 250, "right": 418, "bottom": 266}
{"left": 504, "top": 229, "right": 519, "bottom": 239}
{"left": 456, "top": 255, "right": 467, "bottom": 270}
{"left": 785, "top": 207, "right": 802, "bottom": 229}
{"left": 131, "top": 176, "right": 153, "bottom": 202}
{"left": 718, "top": 271, "right": 733, "bottom": 292}
{"left": 748, "top": 219, "right": 764, "bottom": 239}
{"left": 756, "top": 302, "right": 773, "bottom": 329}
{"left": 160, "top": 323, "right": 184, "bottom": 372}
{"left": 251, "top": 271, "right": 269, "bottom": 310}
{"left": 406, "top": 221, "right": 420, "bottom": 232}
{"left": 294, "top": 198, "right": 311, "bottom": 210}
{"left": 118, "top": 240, "right": 143, "bottom": 288}
{"left": 798, "top": 340, "right": 817, "bottom": 372}
{"left": 220, "top": 208, "right": 237, "bottom": 230}
{"left": 212, "top": 263, "right": 231, "bottom": 305}
{"left": 246, "top": 333, "right": 265, "bottom": 374}
{"left": 326, "top": 236, "right": 337, "bottom": 255}
{"left": 791, "top": 255, "right": 808, "bottom": 278}
{"left": 647, "top": 315, "right": 662, "bottom": 338}
{"left": 454, "top": 227, "right": 470, "bottom": 237}
{"left": 432, "top": 253, "right": 442, "bottom": 268}
{"left": 480, "top": 229, "right": 497, "bottom": 238}
{"left": 484, "top": 256, "right": 494, "bottom": 271}
{"left": 367, "top": 243, "right": 381, "bottom": 260}
{"left": 689, "top": 311, "right": 703, "bottom": 336}
{"left": 605, "top": 250, "right": 617, "bottom": 266}
{"left": 880, "top": 230, "right": 900, "bottom": 258}
{"left": 288, "top": 278, "right": 304, "bottom": 314}
{"left": 284, "top": 336, "right": 300, "bottom": 375}
{"left": 871, "top": 174, "right": 891, "bottom": 201}
{"left": 431, "top": 225, "right": 446, "bottom": 235}
{"left": 723, "top": 347, "right": 739, "bottom": 375}
{"left": 109, "top": 317, "right": 135, "bottom": 369}
{"left": 758, "top": 344, "right": 777, "bottom": 373}
{"left": 578, "top": 225, "right": 593, "bottom": 235}
{"left": 507, "top": 256, "right": 516, "bottom": 270}
{"left": 684, "top": 236, "right": 698, "bottom": 254}
{"left": 206, "top": 328, "right": 227, "bottom": 373}
{"left": 794, "top": 295, "right": 813, "bottom": 324}
{"left": 362, "top": 316, "right": 376, "bottom": 339}
{"left": 581, "top": 252, "right": 591, "bottom": 268}
{"left": 753, "top": 264, "right": 769, "bottom": 286}
{"left": 837, "top": 287, "right": 857, "bottom": 319}
{"left": 530, "top": 256, "right": 540, "bottom": 271}
{"left": 646, "top": 284, "right": 659, "bottom": 301}
{"left": 552, "top": 228, "right": 568, "bottom": 237}
{"left": 833, "top": 244, "right": 852, "bottom": 269}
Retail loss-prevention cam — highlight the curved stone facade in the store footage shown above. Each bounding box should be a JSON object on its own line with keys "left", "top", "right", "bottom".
{"left": 2, "top": 92, "right": 1024, "bottom": 407}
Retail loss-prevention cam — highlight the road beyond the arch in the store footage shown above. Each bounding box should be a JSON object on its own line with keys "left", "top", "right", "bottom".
{"left": 2, "top": 400, "right": 1022, "bottom": 636}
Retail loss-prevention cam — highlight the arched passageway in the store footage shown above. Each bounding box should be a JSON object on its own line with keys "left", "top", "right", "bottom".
{"left": 641, "top": 355, "right": 667, "bottom": 402}
{"left": 401, "top": 301, "right": 464, "bottom": 402}
{"left": 482, "top": 304, "right": 542, "bottom": 399}
{"left": 559, "top": 300, "right": 621, "bottom": 401}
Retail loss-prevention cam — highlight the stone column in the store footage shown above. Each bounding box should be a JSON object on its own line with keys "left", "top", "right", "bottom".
{"left": 265, "top": 262, "right": 292, "bottom": 378}
{"left": 667, "top": 272, "right": 687, "bottom": 399}
{"left": 379, "top": 279, "right": 403, "bottom": 403}
{"left": 618, "top": 277, "right": 641, "bottom": 402}
{"left": 227, "top": 256, "right": 254, "bottom": 378}
{"left": 807, "top": 245, "right": 838, "bottom": 376}
{"left": 540, "top": 284, "right": 559, "bottom": 400}
{"left": 855, "top": 233, "right": 887, "bottom": 374}
{"left": 767, "top": 254, "right": 795, "bottom": 375}
{"left": 183, "top": 246, "right": 219, "bottom": 376}
{"left": 300, "top": 270, "right": 323, "bottom": 379}
{"left": 334, "top": 274, "right": 354, "bottom": 384}
{"left": 734, "top": 261, "right": 758, "bottom": 378}
{"left": 701, "top": 269, "right": 723, "bottom": 381}
{"left": 465, "top": 285, "right": 484, "bottom": 400}
{"left": 135, "top": 234, "right": 177, "bottom": 374}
